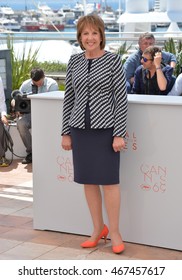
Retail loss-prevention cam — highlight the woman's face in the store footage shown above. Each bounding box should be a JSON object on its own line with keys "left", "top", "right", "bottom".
{"left": 80, "top": 24, "right": 102, "bottom": 53}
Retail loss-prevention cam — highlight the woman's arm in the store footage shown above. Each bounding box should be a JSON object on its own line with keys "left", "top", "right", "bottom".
{"left": 61, "top": 56, "right": 75, "bottom": 135}
{"left": 112, "top": 55, "right": 128, "bottom": 138}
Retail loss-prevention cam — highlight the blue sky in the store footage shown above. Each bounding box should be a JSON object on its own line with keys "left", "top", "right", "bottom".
{"left": 2, "top": 0, "right": 154, "bottom": 11}
{"left": 2, "top": 0, "right": 123, "bottom": 9}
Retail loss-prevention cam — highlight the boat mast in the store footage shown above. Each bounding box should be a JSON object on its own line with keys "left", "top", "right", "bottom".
{"left": 25, "top": 0, "right": 28, "bottom": 11}
{"left": 102, "top": 0, "right": 107, "bottom": 11}
{"left": 118, "top": 0, "right": 122, "bottom": 34}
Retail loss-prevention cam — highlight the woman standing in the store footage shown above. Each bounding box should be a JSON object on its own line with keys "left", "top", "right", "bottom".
{"left": 61, "top": 14, "right": 128, "bottom": 254}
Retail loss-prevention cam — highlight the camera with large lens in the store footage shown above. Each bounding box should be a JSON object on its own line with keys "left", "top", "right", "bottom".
{"left": 11, "top": 85, "right": 38, "bottom": 114}
{"left": 15, "top": 94, "right": 31, "bottom": 113}
{"left": 11, "top": 90, "right": 31, "bottom": 114}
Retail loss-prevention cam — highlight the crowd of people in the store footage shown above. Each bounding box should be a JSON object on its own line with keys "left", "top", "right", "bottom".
{"left": 123, "top": 32, "right": 182, "bottom": 96}
{"left": 124, "top": 32, "right": 177, "bottom": 94}
{"left": 1, "top": 15, "right": 182, "bottom": 254}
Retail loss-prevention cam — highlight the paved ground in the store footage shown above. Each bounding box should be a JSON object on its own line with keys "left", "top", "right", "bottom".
{"left": 0, "top": 159, "right": 182, "bottom": 260}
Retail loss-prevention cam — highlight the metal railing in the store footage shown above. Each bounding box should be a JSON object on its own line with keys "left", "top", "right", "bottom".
{"left": 1, "top": 30, "right": 182, "bottom": 44}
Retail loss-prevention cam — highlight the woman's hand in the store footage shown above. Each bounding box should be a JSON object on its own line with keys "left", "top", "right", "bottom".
{"left": 61, "top": 135, "right": 72, "bottom": 151}
{"left": 112, "top": 136, "right": 125, "bottom": 152}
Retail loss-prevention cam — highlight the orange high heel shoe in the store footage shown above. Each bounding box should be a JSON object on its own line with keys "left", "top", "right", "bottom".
{"left": 81, "top": 224, "right": 109, "bottom": 248}
{"left": 112, "top": 243, "right": 125, "bottom": 254}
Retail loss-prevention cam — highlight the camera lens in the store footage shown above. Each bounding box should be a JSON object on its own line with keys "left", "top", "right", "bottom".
{"left": 19, "top": 101, "right": 28, "bottom": 110}
{"left": 15, "top": 98, "right": 31, "bottom": 113}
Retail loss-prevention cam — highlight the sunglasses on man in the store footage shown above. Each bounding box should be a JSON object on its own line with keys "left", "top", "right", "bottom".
{"left": 141, "top": 56, "right": 153, "bottom": 63}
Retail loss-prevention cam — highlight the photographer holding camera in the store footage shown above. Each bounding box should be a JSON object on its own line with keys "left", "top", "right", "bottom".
{"left": 15, "top": 68, "right": 59, "bottom": 164}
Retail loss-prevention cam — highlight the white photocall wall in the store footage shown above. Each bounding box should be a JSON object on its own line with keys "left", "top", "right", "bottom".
{"left": 30, "top": 92, "right": 182, "bottom": 251}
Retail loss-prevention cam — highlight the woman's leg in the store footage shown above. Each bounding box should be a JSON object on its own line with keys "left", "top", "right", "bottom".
{"left": 84, "top": 184, "right": 104, "bottom": 240}
{"left": 103, "top": 184, "right": 123, "bottom": 246}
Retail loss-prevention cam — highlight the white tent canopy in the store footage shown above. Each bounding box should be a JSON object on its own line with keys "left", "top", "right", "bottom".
{"left": 117, "top": 11, "right": 182, "bottom": 23}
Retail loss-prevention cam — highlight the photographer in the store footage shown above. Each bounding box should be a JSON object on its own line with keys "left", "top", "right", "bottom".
{"left": 16, "top": 68, "right": 59, "bottom": 164}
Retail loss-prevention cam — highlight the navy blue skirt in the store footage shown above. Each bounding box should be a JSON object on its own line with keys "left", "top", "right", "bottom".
{"left": 70, "top": 125, "right": 120, "bottom": 185}
{"left": 70, "top": 103, "right": 120, "bottom": 185}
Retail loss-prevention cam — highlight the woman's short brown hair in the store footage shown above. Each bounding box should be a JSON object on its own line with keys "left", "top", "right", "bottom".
{"left": 76, "top": 14, "right": 106, "bottom": 50}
